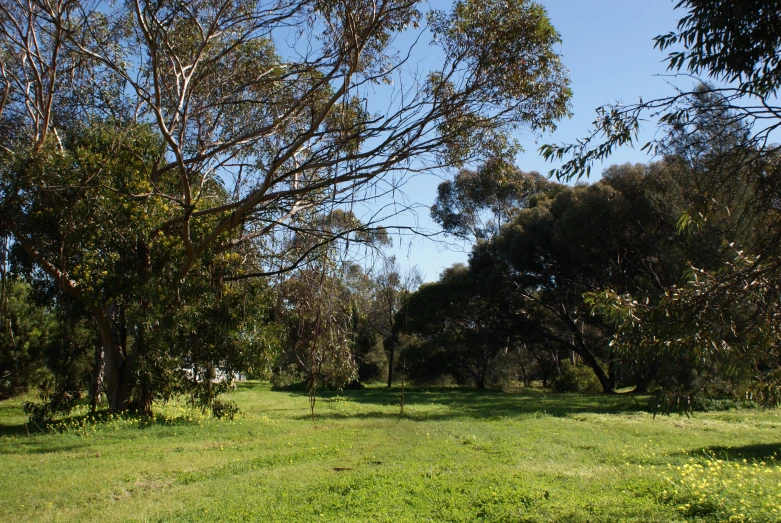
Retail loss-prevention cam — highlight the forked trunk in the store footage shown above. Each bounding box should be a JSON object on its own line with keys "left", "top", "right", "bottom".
{"left": 95, "top": 312, "right": 132, "bottom": 411}
{"left": 14, "top": 234, "right": 135, "bottom": 410}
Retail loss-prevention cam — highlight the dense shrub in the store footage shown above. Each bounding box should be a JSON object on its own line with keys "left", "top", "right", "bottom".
{"left": 552, "top": 361, "right": 603, "bottom": 393}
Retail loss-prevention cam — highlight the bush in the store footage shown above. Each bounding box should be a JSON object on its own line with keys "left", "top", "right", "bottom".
{"left": 211, "top": 400, "right": 241, "bottom": 420}
{"left": 551, "top": 361, "right": 602, "bottom": 393}
{"left": 0, "top": 279, "right": 57, "bottom": 399}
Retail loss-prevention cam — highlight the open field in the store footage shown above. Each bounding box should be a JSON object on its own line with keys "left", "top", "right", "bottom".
{"left": 2, "top": 383, "right": 781, "bottom": 522}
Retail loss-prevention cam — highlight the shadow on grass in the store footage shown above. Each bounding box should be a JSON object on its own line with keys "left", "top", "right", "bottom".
{"left": 235, "top": 381, "right": 269, "bottom": 392}
{"left": 0, "top": 409, "right": 204, "bottom": 450}
{"left": 0, "top": 422, "right": 33, "bottom": 438}
{"left": 698, "top": 443, "right": 781, "bottom": 462}
{"left": 279, "top": 385, "right": 651, "bottom": 421}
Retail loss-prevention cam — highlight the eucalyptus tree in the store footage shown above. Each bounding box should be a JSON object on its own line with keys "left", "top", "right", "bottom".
{"left": 0, "top": 0, "right": 572, "bottom": 410}
{"left": 431, "top": 157, "right": 554, "bottom": 243}
{"left": 398, "top": 264, "right": 508, "bottom": 388}
{"left": 466, "top": 157, "right": 746, "bottom": 394}
{"left": 366, "top": 256, "right": 421, "bottom": 386}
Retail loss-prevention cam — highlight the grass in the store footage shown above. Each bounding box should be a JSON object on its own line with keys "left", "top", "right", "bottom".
{"left": 2, "top": 382, "right": 781, "bottom": 522}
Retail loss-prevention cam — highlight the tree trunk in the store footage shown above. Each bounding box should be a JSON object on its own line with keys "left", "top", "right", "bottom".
{"left": 386, "top": 346, "right": 394, "bottom": 387}
{"left": 96, "top": 312, "right": 132, "bottom": 411}
{"left": 89, "top": 333, "right": 104, "bottom": 413}
{"left": 608, "top": 347, "right": 617, "bottom": 390}
{"left": 576, "top": 347, "right": 614, "bottom": 394}
{"left": 129, "top": 239, "right": 153, "bottom": 416}
{"left": 14, "top": 234, "right": 134, "bottom": 409}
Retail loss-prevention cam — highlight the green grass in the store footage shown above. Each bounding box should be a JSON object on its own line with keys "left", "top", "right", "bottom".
{"left": 2, "top": 383, "right": 781, "bottom": 522}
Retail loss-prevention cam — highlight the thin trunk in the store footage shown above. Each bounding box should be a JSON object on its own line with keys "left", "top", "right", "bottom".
{"left": 131, "top": 239, "right": 153, "bottom": 416}
{"left": 608, "top": 351, "right": 617, "bottom": 391}
{"left": 386, "top": 346, "right": 394, "bottom": 387}
{"left": 477, "top": 347, "right": 489, "bottom": 389}
{"left": 399, "top": 347, "right": 406, "bottom": 415}
{"left": 89, "top": 333, "right": 104, "bottom": 413}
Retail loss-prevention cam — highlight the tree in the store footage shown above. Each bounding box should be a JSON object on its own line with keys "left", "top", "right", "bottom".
{"left": 399, "top": 264, "right": 509, "bottom": 388}
{"left": 540, "top": 2, "right": 781, "bottom": 182}
{"left": 538, "top": 0, "right": 781, "bottom": 409}
{"left": 0, "top": 278, "right": 56, "bottom": 399}
{"left": 469, "top": 185, "right": 621, "bottom": 393}
{"left": 274, "top": 265, "right": 358, "bottom": 396}
{"left": 4, "top": 122, "right": 282, "bottom": 415}
{"left": 656, "top": 0, "right": 781, "bottom": 98}
{"left": 586, "top": 100, "right": 781, "bottom": 408}
{"left": 431, "top": 157, "right": 554, "bottom": 243}
{"left": 0, "top": 0, "right": 572, "bottom": 411}
{"left": 367, "top": 256, "right": 421, "bottom": 386}
{"left": 468, "top": 153, "right": 755, "bottom": 394}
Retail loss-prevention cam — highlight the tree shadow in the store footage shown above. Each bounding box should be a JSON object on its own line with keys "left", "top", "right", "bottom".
{"left": 280, "top": 386, "right": 650, "bottom": 421}
{"left": 233, "top": 380, "right": 268, "bottom": 392}
{"left": 0, "top": 409, "right": 204, "bottom": 450}
{"left": 697, "top": 443, "right": 781, "bottom": 463}
{"left": 0, "top": 422, "right": 34, "bottom": 438}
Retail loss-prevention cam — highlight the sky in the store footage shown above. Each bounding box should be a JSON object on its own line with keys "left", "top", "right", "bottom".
{"left": 378, "top": 0, "right": 688, "bottom": 282}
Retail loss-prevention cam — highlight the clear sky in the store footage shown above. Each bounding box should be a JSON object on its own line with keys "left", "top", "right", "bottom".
{"left": 378, "top": 0, "right": 689, "bottom": 282}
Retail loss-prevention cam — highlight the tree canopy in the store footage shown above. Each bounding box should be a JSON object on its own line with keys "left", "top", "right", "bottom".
{"left": 0, "top": 0, "right": 572, "bottom": 412}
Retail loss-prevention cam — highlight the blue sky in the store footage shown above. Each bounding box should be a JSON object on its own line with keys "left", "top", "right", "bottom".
{"left": 378, "top": 0, "right": 689, "bottom": 282}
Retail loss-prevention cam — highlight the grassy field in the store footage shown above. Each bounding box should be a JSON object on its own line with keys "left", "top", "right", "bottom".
{"left": 2, "top": 383, "right": 781, "bottom": 522}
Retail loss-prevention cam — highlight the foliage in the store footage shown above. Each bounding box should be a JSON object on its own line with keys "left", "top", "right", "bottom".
{"left": 2, "top": 122, "right": 284, "bottom": 415}
{"left": 584, "top": 93, "right": 781, "bottom": 411}
{"left": 423, "top": 145, "right": 759, "bottom": 396}
{"left": 1, "top": 0, "right": 572, "bottom": 411}
{"left": 540, "top": 3, "right": 781, "bottom": 181}
{"left": 275, "top": 264, "right": 359, "bottom": 393}
{"left": 588, "top": 248, "right": 781, "bottom": 414}
{"left": 367, "top": 256, "right": 421, "bottom": 386}
{"left": 551, "top": 361, "right": 603, "bottom": 394}
{"left": 210, "top": 399, "right": 242, "bottom": 420}
{"left": 21, "top": 312, "right": 96, "bottom": 422}
{"left": 431, "top": 157, "right": 554, "bottom": 242}
{"left": 655, "top": 0, "right": 781, "bottom": 96}
{"left": 538, "top": 0, "right": 781, "bottom": 408}
{"left": 0, "top": 279, "right": 56, "bottom": 399}
{"left": 399, "top": 265, "right": 509, "bottom": 388}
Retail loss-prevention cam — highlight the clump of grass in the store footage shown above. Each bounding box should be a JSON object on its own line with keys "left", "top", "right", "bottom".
{"left": 657, "top": 453, "right": 781, "bottom": 521}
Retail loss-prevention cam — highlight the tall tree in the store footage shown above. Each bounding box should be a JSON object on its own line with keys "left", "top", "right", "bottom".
{"left": 367, "top": 256, "right": 421, "bottom": 386}
{"left": 0, "top": 0, "right": 572, "bottom": 410}
{"left": 399, "top": 264, "right": 508, "bottom": 388}
{"left": 431, "top": 157, "right": 554, "bottom": 243}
